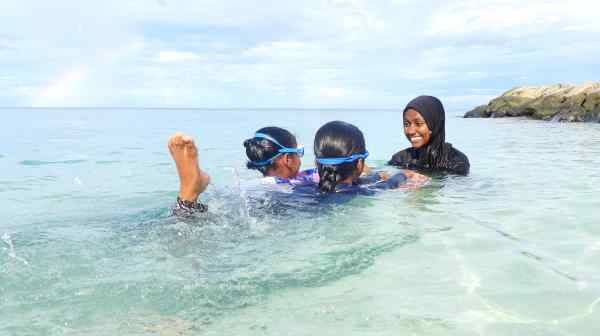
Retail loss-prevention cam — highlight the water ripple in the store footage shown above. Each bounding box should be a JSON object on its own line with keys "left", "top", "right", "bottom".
{"left": 19, "top": 159, "right": 87, "bottom": 166}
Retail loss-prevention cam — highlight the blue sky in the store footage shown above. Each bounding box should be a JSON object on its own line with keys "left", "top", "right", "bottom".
{"left": 1, "top": 0, "right": 599, "bottom": 110}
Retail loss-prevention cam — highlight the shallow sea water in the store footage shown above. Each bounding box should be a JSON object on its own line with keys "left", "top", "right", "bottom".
{"left": 1, "top": 108, "right": 599, "bottom": 335}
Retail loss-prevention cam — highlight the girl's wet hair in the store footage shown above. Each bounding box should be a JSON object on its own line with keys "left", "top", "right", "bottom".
{"left": 314, "top": 121, "right": 366, "bottom": 193}
{"left": 243, "top": 126, "right": 297, "bottom": 176}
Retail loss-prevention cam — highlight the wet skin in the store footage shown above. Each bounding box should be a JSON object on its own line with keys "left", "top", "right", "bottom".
{"left": 268, "top": 153, "right": 302, "bottom": 179}
{"left": 403, "top": 108, "right": 431, "bottom": 149}
{"left": 168, "top": 132, "right": 210, "bottom": 202}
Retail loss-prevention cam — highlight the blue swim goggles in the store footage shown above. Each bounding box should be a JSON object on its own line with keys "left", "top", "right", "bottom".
{"left": 248, "top": 132, "right": 305, "bottom": 167}
{"left": 316, "top": 151, "right": 369, "bottom": 165}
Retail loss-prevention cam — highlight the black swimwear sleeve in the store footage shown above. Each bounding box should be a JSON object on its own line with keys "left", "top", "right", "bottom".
{"left": 388, "top": 148, "right": 420, "bottom": 170}
{"left": 173, "top": 196, "right": 208, "bottom": 216}
{"left": 370, "top": 172, "right": 408, "bottom": 190}
{"left": 358, "top": 172, "right": 384, "bottom": 185}
{"left": 447, "top": 148, "right": 470, "bottom": 176}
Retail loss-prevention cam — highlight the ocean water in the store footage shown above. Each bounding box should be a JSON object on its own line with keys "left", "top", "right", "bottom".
{"left": 1, "top": 108, "right": 599, "bottom": 335}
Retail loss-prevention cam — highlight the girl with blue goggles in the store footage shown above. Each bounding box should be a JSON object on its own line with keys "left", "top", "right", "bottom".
{"left": 243, "top": 127, "right": 313, "bottom": 182}
{"left": 247, "top": 132, "right": 305, "bottom": 167}
{"left": 314, "top": 120, "right": 428, "bottom": 194}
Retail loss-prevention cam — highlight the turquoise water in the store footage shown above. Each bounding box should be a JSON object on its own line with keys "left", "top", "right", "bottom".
{"left": 1, "top": 108, "right": 600, "bottom": 335}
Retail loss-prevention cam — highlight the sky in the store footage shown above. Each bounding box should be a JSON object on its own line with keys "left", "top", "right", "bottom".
{"left": 1, "top": 0, "right": 599, "bottom": 110}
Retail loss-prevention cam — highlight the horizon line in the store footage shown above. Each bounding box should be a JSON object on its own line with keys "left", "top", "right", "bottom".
{"left": 0, "top": 106, "right": 406, "bottom": 111}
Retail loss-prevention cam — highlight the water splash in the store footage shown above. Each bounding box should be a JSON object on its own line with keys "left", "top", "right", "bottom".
{"left": 230, "top": 167, "right": 252, "bottom": 222}
{"left": 2, "top": 232, "right": 29, "bottom": 265}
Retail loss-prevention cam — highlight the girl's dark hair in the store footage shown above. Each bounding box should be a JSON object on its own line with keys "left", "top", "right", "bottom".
{"left": 243, "top": 126, "right": 297, "bottom": 176}
{"left": 404, "top": 95, "right": 452, "bottom": 170}
{"left": 314, "top": 121, "right": 366, "bottom": 193}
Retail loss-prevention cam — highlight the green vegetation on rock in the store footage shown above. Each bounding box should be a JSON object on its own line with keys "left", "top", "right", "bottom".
{"left": 464, "top": 82, "right": 600, "bottom": 122}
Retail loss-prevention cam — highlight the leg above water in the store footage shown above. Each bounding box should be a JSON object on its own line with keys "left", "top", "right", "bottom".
{"left": 168, "top": 132, "right": 210, "bottom": 203}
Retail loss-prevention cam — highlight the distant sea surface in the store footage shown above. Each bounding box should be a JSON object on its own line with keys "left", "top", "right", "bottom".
{"left": 1, "top": 108, "right": 600, "bottom": 335}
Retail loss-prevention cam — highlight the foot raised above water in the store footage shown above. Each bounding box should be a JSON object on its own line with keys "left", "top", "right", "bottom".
{"left": 168, "top": 132, "right": 210, "bottom": 202}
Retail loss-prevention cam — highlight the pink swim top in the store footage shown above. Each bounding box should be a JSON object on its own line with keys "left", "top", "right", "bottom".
{"left": 266, "top": 168, "right": 319, "bottom": 186}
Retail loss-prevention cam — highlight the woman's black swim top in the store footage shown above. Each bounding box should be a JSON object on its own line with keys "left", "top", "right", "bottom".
{"left": 388, "top": 146, "right": 470, "bottom": 176}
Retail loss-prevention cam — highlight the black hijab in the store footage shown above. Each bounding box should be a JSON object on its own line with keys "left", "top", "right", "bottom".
{"left": 404, "top": 95, "right": 452, "bottom": 170}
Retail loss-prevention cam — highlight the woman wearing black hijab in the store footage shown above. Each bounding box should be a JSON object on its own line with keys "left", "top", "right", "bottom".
{"left": 388, "top": 95, "right": 470, "bottom": 175}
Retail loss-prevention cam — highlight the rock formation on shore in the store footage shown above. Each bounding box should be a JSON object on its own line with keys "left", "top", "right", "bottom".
{"left": 464, "top": 82, "right": 600, "bottom": 122}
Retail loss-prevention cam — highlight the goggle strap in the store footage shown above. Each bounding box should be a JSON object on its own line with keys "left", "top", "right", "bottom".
{"left": 316, "top": 151, "right": 369, "bottom": 165}
{"left": 254, "top": 132, "right": 285, "bottom": 149}
{"left": 252, "top": 132, "right": 304, "bottom": 157}
{"left": 278, "top": 147, "right": 304, "bottom": 155}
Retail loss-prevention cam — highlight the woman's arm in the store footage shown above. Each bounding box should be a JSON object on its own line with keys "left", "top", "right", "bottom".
{"left": 402, "top": 170, "right": 429, "bottom": 188}
{"left": 382, "top": 170, "right": 429, "bottom": 190}
{"left": 448, "top": 148, "right": 470, "bottom": 176}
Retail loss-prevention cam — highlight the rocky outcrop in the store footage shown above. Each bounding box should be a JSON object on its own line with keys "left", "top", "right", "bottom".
{"left": 464, "top": 82, "right": 600, "bottom": 122}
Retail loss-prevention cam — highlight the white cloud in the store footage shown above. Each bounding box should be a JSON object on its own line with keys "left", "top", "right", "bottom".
{"left": 13, "top": 86, "right": 37, "bottom": 98}
{"left": 0, "top": 0, "right": 599, "bottom": 107}
{"left": 443, "top": 94, "right": 499, "bottom": 108}
{"left": 425, "top": 0, "right": 600, "bottom": 37}
{"left": 36, "top": 67, "right": 88, "bottom": 105}
{"left": 155, "top": 51, "right": 203, "bottom": 63}
{"left": 319, "top": 87, "right": 346, "bottom": 98}
{"left": 244, "top": 41, "right": 324, "bottom": 61}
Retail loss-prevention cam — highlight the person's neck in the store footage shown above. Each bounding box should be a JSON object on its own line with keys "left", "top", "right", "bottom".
{"left": 338, "top": 175, "right": 357, "bottom": 186}
{"left": 268, "top": 167, "right": 294, "bottom": 179}
{"left": 337, "top": 166, "right": 363, "bottom": 187}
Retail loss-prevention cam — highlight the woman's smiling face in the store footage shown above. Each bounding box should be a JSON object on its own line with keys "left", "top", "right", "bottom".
{"left": 403, "top": 108, "right": 431, "bottom": 149}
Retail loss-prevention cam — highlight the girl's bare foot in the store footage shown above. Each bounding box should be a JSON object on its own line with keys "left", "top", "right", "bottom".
{"left": 168, "top": 132, "right": 210, "bottom": 202}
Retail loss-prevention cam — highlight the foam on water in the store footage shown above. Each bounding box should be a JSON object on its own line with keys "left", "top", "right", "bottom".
{"left": 2, "top": 232, "right": 29, "bottom": 265}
